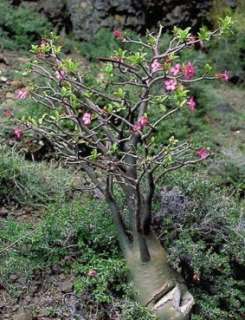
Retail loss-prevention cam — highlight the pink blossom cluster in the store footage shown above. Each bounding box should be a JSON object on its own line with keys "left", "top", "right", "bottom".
{"left": 15, "top": 88, "right": 29, "bottom": 100}
{"left": 170, "top": 63, "right": 181, "bottom": 76}
{"left": 132, "top": 115, "right": 149, "bottom": 132}
{"left": 169, "top": 62, "right": 196, "bottom": 80}
{"left": 151, "top": 59, "right": 162, "bottom": 73}
{"left": 13, "top": 128, "right": 23, "bottom": 141}
{"left": 182, "top": 62, "right": 196, "bottom": 80}
{"left": 164, "top": 79, "right": 177, "bottom": 91}
{"left": 113, "top": 30, "right": 123, "bottom": 40}
{"left": 216, "top": 70, "right": 229, "bottom": 81}
{"left": 196, "top": 147, "right": 209, "bottom": 160}
{"left": 82, "top": 112, "right": 92, "bottom": 126}
{"left": 55, "top": 69, "right": 65, "bottom": 81}
{"left": 187, "top": 96, "right": 196, "bottom": 112}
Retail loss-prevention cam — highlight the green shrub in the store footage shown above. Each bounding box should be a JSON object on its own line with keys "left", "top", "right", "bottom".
{"left": 0, "top": 0, "right": 51, "bottom": 50}
{"left": 79, "top": 28, "right": 120, "bottom": 61}
{"left": 120, "top": 300, "right": 157, "bottom": 320}
{"left": 159, "top": 171, "right": 245, "bottom": 320}
{"left": 0, "top": 147, "right": 73, "bottom": 206}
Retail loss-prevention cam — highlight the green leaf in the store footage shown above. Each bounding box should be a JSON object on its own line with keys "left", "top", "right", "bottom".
{"left": 173, "top": 27, "right": 191, "bottom": 42}
{"left": 198, "top": 26, "right": 211, "bottom": 42}
{"left": 218, "top": 16, "right": 234, "bottom": 35}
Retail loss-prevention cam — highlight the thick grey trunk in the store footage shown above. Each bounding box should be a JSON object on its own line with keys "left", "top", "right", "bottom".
{"left": 107, "top": 191, "right": 194, "bottom": 319}
{"left": 124, "top": 235, "right": 194, "bottom": 320}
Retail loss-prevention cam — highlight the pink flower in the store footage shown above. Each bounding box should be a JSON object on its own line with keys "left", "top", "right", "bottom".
{"left": 182, "top": 62, "right": 196, "bottom": 80}
{"left": 197, "top": 148, "right": 209, "bottom": 160}
{"left": 113, "top": 30, "right": 123, "bottom": 40}
{"left": 55, "top": 70, "right": 65, "bottom": 81}
{"left": 164, "top": 79, "right": 177, "bottom": 91}
{"left": 216, "top": 70, "right": 229, "bottom": 81}
{"left": 187, "top": 96, "right": 196, "bottom": 112}
{"left": 151, "top": 59, "right": 162, "bottom": 73}
{"left": 13, "top": 128, "right": 23, "bottom": 141}
{"left": 82, "top": 112, "right": 92, "bottom": 126}
{"left": 170, "top": 63, "right": 181, "bottom": 76}
{"left": 133, "top": 115, "right": 149, "bottom": 133}
{"left": 138, "top": 115, "right": 149, "bottom": 127}
{"left": 132, "top": 122, "right": 142, "bottom": 133}
{"left": 15, "top": 88, "right": 29, "bottom": 100}
{"left": 87, "top": 269, "right": 97, "bottom": 277}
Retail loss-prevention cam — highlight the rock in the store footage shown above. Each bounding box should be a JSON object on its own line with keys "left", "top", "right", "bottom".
{"left": 5, "top": 92, "right": 15, "bottom": 99}
{"left": 216, "top": 102, "right": 235, "bottom": 113}
{"left": 0, "top": 76, "right": 7, "bottom": 83}
{"left": 10, "top": 80, "right": 24, "bottom": 89}
{"left": 59, "top": 273, "right": 66, "bottom": 281}
{"left": 10, "top": 274, "right": 18, "bottom": 282}
{"left": 0, "top": 54, "right": 8, "bottom": 65}
{"left": 14, "top": 0, "right": 238, "bottom": 41}
{"left": 0, "top": 207, "right": 8, "bottom": 218}
{"left": 156, "top": 187, "right": 192, "bottom": 223}
{"left": 13, "top": 310, "right": 33, "bottom": 320}
{"left": 50, "top": 264, "right": 62, "bottom": 274}
{"left": 66, "top": 0, "right": 144, "bottom": 41}
{"left": 59, "top": 280, "right": 73, "bottom": 293}
{"left": 25, "top": 296, "right": 32, "bottom": 304}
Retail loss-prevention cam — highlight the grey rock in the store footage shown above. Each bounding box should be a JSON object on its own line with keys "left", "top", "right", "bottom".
{"left": 59, "top": 279, "right": 73, "bottom": 293}
{"left": 9, "top": 274, "right": 18, "bottom": 282}
{"left": 159, "top": 187, "right": 192, "bottom": 219}
{"left": 16, "top": 0, "right": 237, "bottom": 41}
{"left": 13, "top": 310, "right": 32, "bottom": 320}
{"left": 216, "top": 102, "right": 235, "bottom": 113}
{"left": 0, "top": 207, "right": 8, "bottom": 218}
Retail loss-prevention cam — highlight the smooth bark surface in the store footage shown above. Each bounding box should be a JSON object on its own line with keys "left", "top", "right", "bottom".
{"left": 124, "top": 235, "right": 194, "bottom": 320}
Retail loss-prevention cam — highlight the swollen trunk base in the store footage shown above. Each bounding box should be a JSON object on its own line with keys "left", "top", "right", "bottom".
{"left": 125, "top": 236, "right": 194, "bottom": 320}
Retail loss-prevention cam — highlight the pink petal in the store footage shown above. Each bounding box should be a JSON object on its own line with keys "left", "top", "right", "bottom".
{"left": 170, "top": 63, "right": 181, "bottom": 76}
{"left": 82, "top": 112, "right": 92, "bottom": 126}
{"left": 182, "top": 62, "right": 196, "bottom": 80}
{"left": 138, "top": 115, "right": 149, "bottom": 127}
{"left": 164, "top": 79, "right": 177, "bottom": 91}
{"left": 113, "top": 30, "right": 123, "bottom": 39}
{"left": 151, "top": 60, "right": 162, "bottom": 73}
{"left": 197, "top": 147, "right": 209, "bottom": 160}
{"left": 187, "top": 96, "right": 196, "bottom": 112}
{"left": 15, "top": 88, "right": 29, "bottom": 100}
{"left": 13, "top": 128, "right": 23, "bottom": 141}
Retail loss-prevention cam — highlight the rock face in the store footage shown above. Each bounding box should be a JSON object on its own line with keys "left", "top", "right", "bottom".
{"left": 143, "top": 0, "right": 212, "bottom": 30}
{"left": 67, "top": 0, "right": 145, "bottom": 40}
{"left": 13, "top": 0, "right": 238, "bottom": 40}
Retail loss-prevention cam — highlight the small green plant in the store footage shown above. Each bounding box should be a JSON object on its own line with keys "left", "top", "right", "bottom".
{"left": 160, "top": 171, "right": 245, "bottom": 320}
{"left": 73, "top": 256, "right": 128, "bottom": 303}
{"left": 79, "top": 28, "right": 120, "bottom": 61}
{"left": 0, "top": 147, "right": 73, "bottom": 206}
{"left": 0, "top": 0, "right": 51, "bottom": 50}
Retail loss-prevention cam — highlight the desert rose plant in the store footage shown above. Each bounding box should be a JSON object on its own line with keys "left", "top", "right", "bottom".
{"left": 19, "top": 17, "right": 232, "bottom": 319}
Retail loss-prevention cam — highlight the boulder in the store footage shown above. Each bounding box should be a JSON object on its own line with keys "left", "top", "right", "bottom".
{"left": 12, "top": 0, "right": 238, "bottom": 40}
{"left": 66, "top": 0, "right": 145, "bottom": 40}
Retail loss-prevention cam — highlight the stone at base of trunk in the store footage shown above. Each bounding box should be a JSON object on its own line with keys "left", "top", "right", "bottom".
{"left": 153, "top": 285, "right": 194, "bottom": 320}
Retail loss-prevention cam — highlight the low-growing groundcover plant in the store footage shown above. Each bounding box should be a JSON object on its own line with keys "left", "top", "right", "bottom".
{"left": 160, "top": 172, "right": 244, "bottom": 320}
{"left": 15, "top": 17, "right": 237, "bottom": 319}
{"left": 0, "top": 0, "right": 51, "bottom": 50}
